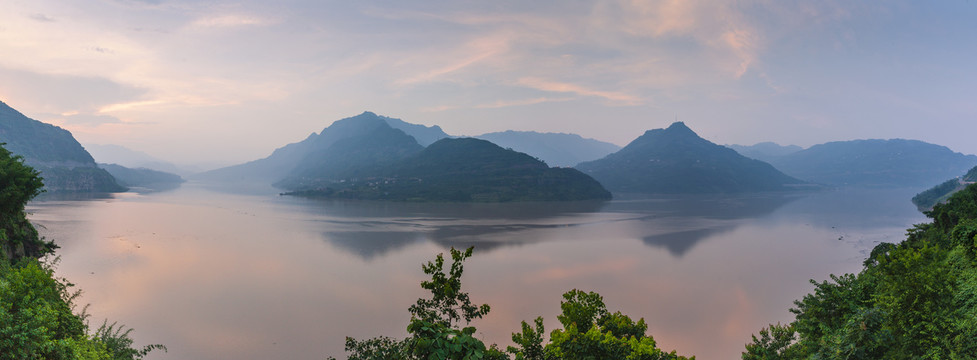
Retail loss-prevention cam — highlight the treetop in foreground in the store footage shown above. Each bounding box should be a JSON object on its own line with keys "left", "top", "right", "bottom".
{"left": 336, "top": 246, "right": 694, "bottom": 360}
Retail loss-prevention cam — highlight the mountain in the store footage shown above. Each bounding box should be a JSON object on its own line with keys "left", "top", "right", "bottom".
{"left": 193, "top": 111, "right": 449, "bottom": 185}
{"left": 0, "top": 100, "right": 124, "bottom": 192}
{"left": 474, "top": 131, "right": 621, "bottom": 167}
{"left": 768, "top": 139, "right": 977, "bottom": 187}
{"left": 273, "top": 119, "right": 424, "bottom": 190}
{"left": 84, "top": 143, "right": 186, "bottom": 176}
{"left": 99, "top": 163, "right": 185, "bottom": 192}
{"left": 575, "top": 122, "right": 805, "bottom": 194}
{"left": 912, "top": 165, "right": 977, "bottom": 210}
{"left": 283, "top": 137, "right": 612, "bottom": 202}
{"left": 726, "top": 142, "right": 803, "bottom": 163}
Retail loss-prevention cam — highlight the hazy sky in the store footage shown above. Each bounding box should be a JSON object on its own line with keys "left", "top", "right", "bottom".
{"left": 1, "top": 0, "right": 975, "bottom": 166}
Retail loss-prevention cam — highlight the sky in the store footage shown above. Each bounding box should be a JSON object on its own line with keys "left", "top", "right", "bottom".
{"left": 1, "top": 0, "right": 976, "bottom": 167}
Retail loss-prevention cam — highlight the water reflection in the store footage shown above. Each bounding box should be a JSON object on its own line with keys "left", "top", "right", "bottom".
{"left": 309, "top": 192, "right": 802, "bottom": 260}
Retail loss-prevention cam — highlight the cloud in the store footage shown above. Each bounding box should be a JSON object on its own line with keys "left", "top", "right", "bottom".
{"left": 192, "top": 14, "right": 274, "bottom": 28}
{"left": 60, "top": 113, "right": 125, "bottom": 126}
{"left": 394, "top": 34, "right": 511, "bottom": 86}
{"left": 474, "top": 97, "right": 574, "bottom": 109}
{"left": 516, "top": 77, "right": 641, "bottom": 105}
{"left": 98, "top": 100, "right": 167, "bottom": 113}
{"left": 29, "top": 13, "right": 55, "bottom": 22}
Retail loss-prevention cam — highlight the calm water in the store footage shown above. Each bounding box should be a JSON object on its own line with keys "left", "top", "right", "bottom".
{"left": 27, "top": 183, "right": 927, "bottom": 359}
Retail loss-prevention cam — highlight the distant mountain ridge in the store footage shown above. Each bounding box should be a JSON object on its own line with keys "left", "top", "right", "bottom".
{"left": 727, "top": 142, "right": 803, "bottom": 163}
{"left": 193, "top": 111, "right": 449, "bottom": 185}
{"left": 576, "top": 122, "right": 805, "bottom": 194}
{"left": 0, "top": 100, "right": 124, "bottom": 192}
{"left": 84, "top": 143, "right": 187, "bottom": 176}
{"left": 474, "top": 131, "right": 621, "bottom": 167}
{"left": 768, "top": 139, "right": 977, "bottom": 187}
{"left": 100, "top": 163, "right": 184, "bottom": 192}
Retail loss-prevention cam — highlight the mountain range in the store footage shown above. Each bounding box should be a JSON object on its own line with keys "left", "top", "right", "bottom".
{"left": 474, "top": 131, "right": 621, "bottom": 167}
{"left": 0, "top": 100, "right": 123, "bottom": 192}
{"left": 193, "top": 112, "right": 450, "bottom": 186}
{"left": 273, "top": 119, "right": 611, "bottom": 202}
{"left": 576, "top": 122, "right": 806, "bottom": 194}
{"left": 766, "top": 139, "right": 977, "bottom": 187}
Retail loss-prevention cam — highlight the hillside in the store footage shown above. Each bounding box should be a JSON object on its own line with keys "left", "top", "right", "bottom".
{"left": 911, "top": 165, "right": 977, "bottom": 210}
{"left": 193, "top": 111, "right": 448, "bottom": 185}
{"left": 0, "top": 100, "right": 124, "bottom": 192}
{"left": 474, "top": 131, "right": 621, "bottom": 167}
{"left": 284, "top": 137, "right": 612, "bottom": 202}
{"left": 575, "top": 122, "right": 805, "bottom": 194}
{"left": 769, "top": 139, "right": 977, "bottom": 187}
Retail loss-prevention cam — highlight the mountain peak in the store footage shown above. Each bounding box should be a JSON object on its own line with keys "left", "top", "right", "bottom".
{"left": 664, "top": 121, "right": 697, "bottom": 136}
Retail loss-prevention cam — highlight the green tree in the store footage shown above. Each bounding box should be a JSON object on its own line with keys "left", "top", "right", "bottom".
{"left": 0, "top": 143, "right": 55, "bottom": 260}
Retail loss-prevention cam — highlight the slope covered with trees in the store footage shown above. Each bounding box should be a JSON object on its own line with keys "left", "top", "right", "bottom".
{"left": 745, "top": 182, "right": 977, "bottom": 358}
{"left": 0, "top": 100, "right": 124, "bottom": 192}
{"left": 576, "top": 122, "right": 805, "bottom": 194}
{"left": 912, "top": 165, "right": 977, "bottom": 211}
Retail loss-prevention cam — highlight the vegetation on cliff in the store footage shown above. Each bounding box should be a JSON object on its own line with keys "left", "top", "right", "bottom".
{"left": 745, "top": 182, "right": 977, "bottom": 358}
{"left": 0, "top": 143, "right": 163, "bottom": 359}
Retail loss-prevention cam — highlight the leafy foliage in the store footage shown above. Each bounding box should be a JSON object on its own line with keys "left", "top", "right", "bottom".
{"left": 0, "top": 143, "right": 55, "bottom": 260}
{"left": 744, "top": 183, "right": 977, "bottom": 358}
{"left": 0, "top": 152, "right": 162, "bottom": 359}
{"left": 339, "top": 249, "right": 693, "bottom": 360}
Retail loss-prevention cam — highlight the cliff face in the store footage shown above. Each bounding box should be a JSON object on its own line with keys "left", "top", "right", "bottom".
{"left": 0, "top": 100, "right": 124, "bottom": 192}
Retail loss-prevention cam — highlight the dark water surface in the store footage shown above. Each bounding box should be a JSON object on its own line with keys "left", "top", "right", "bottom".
{"left": 27, "top": 184, "right": 927, "bottom": 359}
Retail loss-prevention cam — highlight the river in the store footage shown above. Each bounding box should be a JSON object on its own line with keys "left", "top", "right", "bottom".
{"left": 27, "top": 183, "right": 927, "bottom": 359}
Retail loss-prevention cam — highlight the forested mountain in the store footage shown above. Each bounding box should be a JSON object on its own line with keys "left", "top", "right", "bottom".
{"left": 273, "top": 120, "right": 424, "bottom": 190}
{"left": 474, "top": 131, "right": 621, "bottom": 167}
{"left": 576, "top": 122, "right": 805, "bottom": 194}
{"left": 284, "top": 137, "right": 612, "bottom": 202}
{"left": 0, "top": 100, "right": 124, "bottom": 192}
{"left": 768, "top": 139, "right": 977, "bottom": 187}
{"left": 193, "top": 111, "right": 448, "bottom": 185}
{"left": 727, "top": 142, "right": 803, "bottom": 163}
{"left": 911, "top": 165, "right": 977, "bottom": 210}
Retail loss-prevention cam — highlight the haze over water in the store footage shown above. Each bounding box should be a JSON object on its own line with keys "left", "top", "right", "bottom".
{"left": 28, "top": 184, "right": 926, "bottom": 359}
